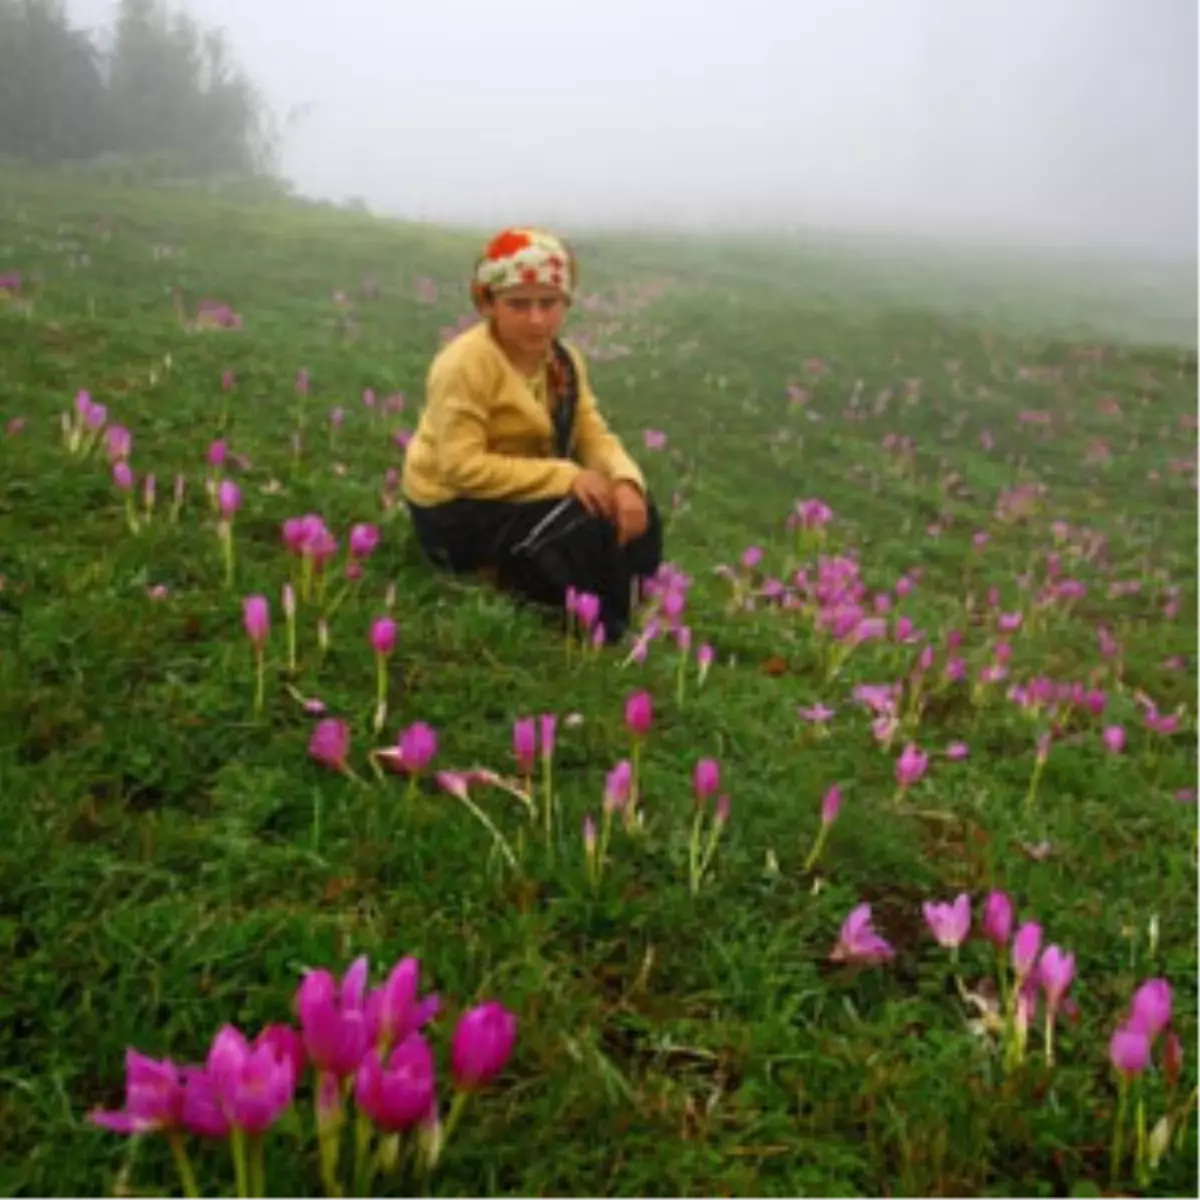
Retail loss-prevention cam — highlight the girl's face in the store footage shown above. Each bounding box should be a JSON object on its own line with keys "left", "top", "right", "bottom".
{"left": 481, "top": 283, "right": 568, "bottom": 361}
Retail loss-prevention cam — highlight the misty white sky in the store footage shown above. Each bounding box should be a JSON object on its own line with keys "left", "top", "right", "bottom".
{"left": 71, "top": 0, "right": 1197, "bottom": 260}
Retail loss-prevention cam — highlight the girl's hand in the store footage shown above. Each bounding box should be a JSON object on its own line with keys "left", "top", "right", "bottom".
{"left": 571, "top": 469, "right": 614, "bottom": 518}
{"left": 612, "top": 482, "right": 648, "bottom": 546}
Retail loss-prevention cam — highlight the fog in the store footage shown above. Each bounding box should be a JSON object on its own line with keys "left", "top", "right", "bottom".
{"left": 71, "top": 0, "right": 1197, "bottom": 263}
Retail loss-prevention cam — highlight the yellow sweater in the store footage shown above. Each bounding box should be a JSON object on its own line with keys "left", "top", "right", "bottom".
{"left": 402, "top": 322, "right": 646, "bottom": 506}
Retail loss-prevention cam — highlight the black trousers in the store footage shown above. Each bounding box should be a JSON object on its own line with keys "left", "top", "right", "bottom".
{"left": 407, "top": 493, "right": 663, "bottom": 640}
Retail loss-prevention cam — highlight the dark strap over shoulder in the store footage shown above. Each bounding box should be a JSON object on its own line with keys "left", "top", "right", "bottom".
{"left": 547, "top": 339, "right": 580, "bottom": 459}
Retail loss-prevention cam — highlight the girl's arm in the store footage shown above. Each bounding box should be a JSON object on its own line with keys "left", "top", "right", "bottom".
{"left": 428, "top": 367, "right": 581, "bottom": 503}
{"left": 568, "top": 349, "right": 647, "bottom": 492}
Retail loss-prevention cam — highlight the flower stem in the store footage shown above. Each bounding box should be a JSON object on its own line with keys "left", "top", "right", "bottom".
{"left": 249, "top": 1134, "right": 266, "bottom": 1199}
{"left": 167, "top": 1132, "right": 199, "bottom": 1199}
{"left": 440, "top": 1090, "right": 471, "bottom": 1154}
{"left": 253, "top": 651, "right": 265, "bottom": 718}
{"left": 375, "top": 655, "right": 387, "bottom": 725}
{"left": 352, "top": 1107, "right": 375, "bottom": 1198}
{"left": 230, "top": 1126, "right": 250, "bottom": 1199}
{"left": 595, "top": 807, "right": 614, "bottom": 889}
{"left": 448, "top": 787, "right": 521, "bottom": 872}
{"left": 802, "top": 825, "right": 829, "bottom": 874}
{"left": 687, "top": 810, "right": 704, "bottom": 894}
{"left": 542, "top": 754, "right": 554, "bottom": 856}
{"left": 1110, "top": 1077, "right": 1129, "bottom": 1186}
{"left": 286, "top": 612, "right": 297, "bottom": 674}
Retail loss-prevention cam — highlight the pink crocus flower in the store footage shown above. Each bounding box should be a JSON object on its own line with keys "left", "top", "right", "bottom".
{"left": 243, "top": 595, "right": 269, "bottom": 649}
{"left": 1109, "top": 1024, "right": 1151, "bottom": 1078}
{"left": 922, "top": 894, "right": 972, "bottom": 950}
{"left": 604, "top": 761, "right": 632, "bottom": 812}
{"left": 308, "top": 719, "right": 351, "bottom": 771}
{"left": 112, "top": 461, "right": 134, "bottom": 493}
{"left": 798, "top": 703, "right": 836, "bottom": 725}
{"left": 1011, "top": 922, "right": 1043, "bottom": 980}
{"left": 539, "top": 712, "right": 557, "bottom": 761}
{"left": 830, "top": 903, "right": 895, "bottom": 965}
{"left": 1102, "top": 725, "right": 1126, "bottom": 754}
{"left": 370, "top": 616, "right": 397, "bottom": 656}
{"left": 894, "top": 743, "right": 928, "bottom": 789}
{"left": 89, "top": 1050, "right": 185, "bottom": 1134}
{"left": 394, "top": 722, "right": 438, "bottom": 774}
{"left": 820, "top": 784, "right": 841, "bottom": 826}
{"left": 205, "top": 1024, "right": 297, "bottom": 1134}
{"left": 450, "top": 1001, "right": 518, "bottom": 1091}
{"left": 364, "top": 957, "right": 441, "bottom": 1055}
{"left": 1128, "top": 979, "right": 1172, "bottom": 1040}
{"left": 945, "top": 740, "right": 969, "bottom": 760}
{"left": 349, "top": 523, "right": 380, "bottom": 559}
{"left": 217, "top": 480, "right": 241, "bottom": 519}
{"left": 354, "top": 1035, "right": 437, "bottom": 1132}
{"left": 1038, "top": 945, "right": 1075, "bottom": 1017}
{"left": 512, "top": 717, "right": 536, "bottom": 775}
{"left": 574, "top": 592, "right": 601, "bottom": 630}
{"left": 181, "top": 1066, "right": 231, "bottom": 1138}
{"left": 625, "top": 690, "right": 653, "bottom": 738}
{"left": 295, "top": 956, "right": 372, "bottom": 1078}
{"left": 693, "top": 757, "right": 720, "bottom": 804}
{"left": 981, "top": 891, "right": 1014, "bottom": 947}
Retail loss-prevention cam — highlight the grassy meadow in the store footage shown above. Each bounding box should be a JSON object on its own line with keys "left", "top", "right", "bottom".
{"left": 0, "top": 169, "right": 1196, "bottom": 1198}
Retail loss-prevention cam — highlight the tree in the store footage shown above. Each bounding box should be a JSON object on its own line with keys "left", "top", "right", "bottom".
{"left": 0, "top": 0, "right": 278, "bottom": 179}
{"left": 0, "top": 0, "right": 112, "bottom": 162}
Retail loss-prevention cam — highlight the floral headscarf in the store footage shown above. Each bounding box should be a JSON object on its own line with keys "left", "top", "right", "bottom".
{"left": 471, "top": 228, "right": 577, "bottom": 307}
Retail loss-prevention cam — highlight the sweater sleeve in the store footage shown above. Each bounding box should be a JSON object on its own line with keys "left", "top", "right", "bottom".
{"left": 569, "top": 349, "right": 647, "bottom": 492}
{"left": 427, "top": 359, "right": 582, "bottom": 503}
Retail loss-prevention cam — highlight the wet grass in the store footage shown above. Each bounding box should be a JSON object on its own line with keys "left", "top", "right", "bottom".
{"left": 0, "top": 169, "right": 1195, "bottom": 1198}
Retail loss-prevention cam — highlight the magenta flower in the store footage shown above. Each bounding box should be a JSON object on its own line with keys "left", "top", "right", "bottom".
{"left": 1038, "top": 945, "right": 1075, "bottom": 1015}
{"left": 308, "top": 719, "right": 351, "bottom": 771}
{"left": 894, "top": 743, "right": 928, "bottom": 789}
{"left": 574, "top": 591, "right": 600, "bottom": 629}
{"left": 604, "top": 760, "right": 632, "bottom": 812}
{"left": 625, "top": 690, "right": 653, "bottom": 738}
{"left": 255, "top": 1024, "right": 306, "bottom": 1082}
{"left": 1129, "top": 978, "right": 1172, "bottom": 1040}
{"left": 1011, "top": 921, "right": 1043, "bottom": 979}
{"left": 798, "top": 703, "right": 836, "bottom": 725}
{"left": 349, "top": 522, "right": 380, "bottom": 559}
{"left": 205, "top": 1025, "right": 297, "bottom": 1134}
{"left": 217, "top": 480, "right": 241, "bottom": 519}
{"left": 981, "top": 891, "right": 1014, "bottom": 947}
{"left": 105, "top": 425, "right": 132, "bottom": 462}
{"left": 830, "top": 903, "right": 895, "bottom": 965}
{"left": 370, "top": 616, "right": 397, "bottom": 656}
{"left": 181, "top": 1066, "right": 231, "bottom": 1138}
{"left": 354, "top": 1035, "right": 436, "bottom": 1132}
{"left": 90, "top": 1049, "right": 184, "bottom": 1134}
{"left": 1102, "top": 725, "right": 1126, "bottom": 754}
{"left": 539, "top": 712, "right": 557, "bottom": 761}
{"left": 394, "top": 721, "right": 438, "bottom": 774}
{"left": 1109, "top": 1023, "right": 1151, "bottom": 1078}
{"left": 820, "top": 784, "right": 841, "bottom": 826}
{"left": 923, "top": 894, "right": 972, "bottom": 949}
{"left": 364, "top": 956, "right": 441, "bottom": 1054}
{"left": 945, "top": 740, "right": 969, "bottom": 761}
{"left": 693, "top": 758, "right": 720, "bottom": 804}
{"left": 296, "top": 956, "right": 372, "bottom": 1078}
{"left": 450, "top": 1001, "right": 518, "bottom": 1091}
{"left": 513, "top": 717, "right": 536, "bottom": 774}
{"left": 243, "top": 595, "right": 269, "bottom": 649}
{"left": 112, "top": 461, "right": 134, "bottom": 493}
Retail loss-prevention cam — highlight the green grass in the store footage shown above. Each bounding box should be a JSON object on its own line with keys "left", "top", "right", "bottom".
{"left": 0, "top": 167, "right": 1196, "bottom": 1198}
